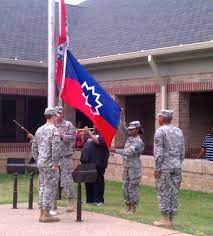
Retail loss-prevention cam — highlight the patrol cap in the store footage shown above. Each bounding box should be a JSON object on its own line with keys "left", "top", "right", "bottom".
{"left": 55, "top": 106, "right": 64, "bottom": 114}
{"left": 44, "top": 107, "right": 59, "bottom": 117}
{"left": 158, "top": 109, "right": 173, "bottom": 119}
{"left": 128, "top": 121, "right": 141, "bottom": 130}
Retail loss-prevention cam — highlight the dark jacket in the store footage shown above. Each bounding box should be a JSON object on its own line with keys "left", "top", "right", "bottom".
{"left": 80, "top": 134, "right": 109, "bottom": 169}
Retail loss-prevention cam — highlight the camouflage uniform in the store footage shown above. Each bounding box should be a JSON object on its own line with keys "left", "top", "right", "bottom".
{"left": 154, "top": 123, "right": 185, "bottom": 216}
{"left": 32, "top": 122, "right": 60, "bottom": 210}
{"left": 56, "top": 120, "right": 76, "bottom": 199}
{"left": 115, "top": 121, "right": 144, "bottom": 205}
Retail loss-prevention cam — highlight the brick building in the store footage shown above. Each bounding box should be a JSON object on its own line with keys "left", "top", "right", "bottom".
{"left": 0, "top": 0, "right": 213, "bottom": 161}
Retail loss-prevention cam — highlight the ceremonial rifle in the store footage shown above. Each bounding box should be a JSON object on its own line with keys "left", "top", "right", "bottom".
{"left": 12, "top": 120, "right": 33, "bottom": 137}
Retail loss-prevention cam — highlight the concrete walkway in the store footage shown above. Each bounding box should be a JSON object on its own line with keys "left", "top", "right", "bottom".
{"left": 0, "top": 204, "right": 192, "bottom": 236}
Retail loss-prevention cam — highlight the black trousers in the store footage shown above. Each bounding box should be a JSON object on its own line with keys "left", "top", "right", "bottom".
{"left": 85, "top": 167, "right": 105, "bottom": 203}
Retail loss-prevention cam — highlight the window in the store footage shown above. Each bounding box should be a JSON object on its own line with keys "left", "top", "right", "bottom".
{"left": 0, "top": 94, "right": 47, "bottom": 143}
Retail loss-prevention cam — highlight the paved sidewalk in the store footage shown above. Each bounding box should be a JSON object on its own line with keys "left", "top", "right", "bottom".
{"left": 0, "top": 204, "right": 192, "bottom": 236}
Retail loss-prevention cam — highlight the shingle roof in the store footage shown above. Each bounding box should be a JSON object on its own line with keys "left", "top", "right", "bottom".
{"left": 1, "top": 0, "right": 213, "bottom": 62}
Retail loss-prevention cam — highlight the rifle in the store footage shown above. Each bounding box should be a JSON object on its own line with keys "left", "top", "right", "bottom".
{"left": 13, "top": 120, "right": 33, "bottom": 136}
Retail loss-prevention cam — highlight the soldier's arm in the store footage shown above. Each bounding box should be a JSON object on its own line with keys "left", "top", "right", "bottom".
{"left": 114, "top": 149, "right": 124, "bottom": 155}
{"left": 115, "top": 139, "right": 144, "bottom": 156}
{"left": 154, "top": 129, "right": 164, "bottom": 171}
{"left": 51, "top": 130, "right": 61, "bottom": 166}
{"left": 62, "top": 122, "right": 76, "bottom": 144}
{"left": 119, "top": 108, "right": 128, "bottom": 136}
{"left": 31, "top": 136, "right": 38, "bottom": 162}
{"left": 180, "top": 134, "right": 185, "bottom": 163}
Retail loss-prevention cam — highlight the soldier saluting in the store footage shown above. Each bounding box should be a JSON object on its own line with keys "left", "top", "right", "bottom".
{"left": 153, "top": 110, "right": 185, "bottom": 228}
{"left": 32, "top": 107, "right": 61, "bottom": 223}
{"left": 112, "top": 120, "right": 144, "bottom": 214}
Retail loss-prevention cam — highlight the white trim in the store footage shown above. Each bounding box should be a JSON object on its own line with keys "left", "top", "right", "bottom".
{"left": 79, "top": 40, "right": 213, "bottom": 65}
{"left": 0, "top": 58, "right": 47, "bottom": 67}
{"left": 1, "top": 40, "right": 213, "bottom": 68}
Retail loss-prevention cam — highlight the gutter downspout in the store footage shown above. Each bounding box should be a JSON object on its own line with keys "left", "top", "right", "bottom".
{"left": 148, "top": 55, "right": 167, "bottom": 110}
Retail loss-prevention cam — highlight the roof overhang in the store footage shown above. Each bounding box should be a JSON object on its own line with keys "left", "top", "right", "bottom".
{"left": 0, "top": 58, "right": 47, "bottom": 68}
{"left": 1, "top": 40, "right": 213, "bottom": 68}
{"left": 79, "top": 40, "right": 213, "bottom": 65}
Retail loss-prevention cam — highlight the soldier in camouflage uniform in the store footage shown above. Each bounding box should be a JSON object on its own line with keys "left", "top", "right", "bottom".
{"left": 55, "top": 106, "right": 76, "bottom": 212}
{"left": 32, "top": 107, "right": 61, "bottom": 223}
{"left": 153, "top": 110, "right": 185, "bottom": 228}
{"left": 113, "top": 121, "right": 144, "bottom": 214}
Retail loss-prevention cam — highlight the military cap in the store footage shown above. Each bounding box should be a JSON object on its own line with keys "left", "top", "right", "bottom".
{"left": 44, "top": 107, "right": 59, "bottom": 116}
{"left": 158, "top": 109, "right": 173, "bottom": 119}
{"left": 128, "top": 121, "right": 141, "bottom": 130}
{"left": 55, "top": 106, "right": 64, "bottom": 114}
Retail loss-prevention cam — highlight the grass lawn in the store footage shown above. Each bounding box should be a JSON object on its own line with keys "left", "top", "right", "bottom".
{"left": 0, "top": 174, "right": 212, "bottom": 236}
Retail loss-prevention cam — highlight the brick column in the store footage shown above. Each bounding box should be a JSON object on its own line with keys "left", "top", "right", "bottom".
{"left": 168, "top": 91, "right": 190, "bottom": 149}
{"left": 155, "top": 92, "right": 161, "bottom": 129}
{"left": 179, "top": 93, "right": 190, "bottom": 149}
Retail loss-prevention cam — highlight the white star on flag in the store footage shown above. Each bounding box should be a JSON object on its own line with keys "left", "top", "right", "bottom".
{"left": 81, "top": 81, "right": 103, "bottom": 115}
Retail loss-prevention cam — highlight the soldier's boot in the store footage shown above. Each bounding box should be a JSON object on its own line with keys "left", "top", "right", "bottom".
{"left": 53, "top": 200, "right": 58, "bottom": 210}
{"left": 125, "top": 203, "right": 131, "bottom": 213}
{"left": 127, "top": 204, "right": 137, "bottom": 215}
{"left": 39, "top": 209, "right": 43, "bottom": 222}
{"left": 66, "top": 198, "right": 74, "bottom": 212}
{"left": 41, "top": 209, "right": 60, "bottom": 223}
{"left": 131, "top": 205, "right": 137, "bottom": 214}
{"left": 153, "top": 216, "right": 172, "bottom": 228}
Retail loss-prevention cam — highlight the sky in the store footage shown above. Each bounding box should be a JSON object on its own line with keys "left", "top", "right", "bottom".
{"left": 55, "top": 0, "right": 87, "bottom": 5}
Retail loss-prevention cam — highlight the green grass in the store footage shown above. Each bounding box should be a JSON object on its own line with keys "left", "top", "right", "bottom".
{"left": 0, "top": 174, "right": 212, "bottom": 236}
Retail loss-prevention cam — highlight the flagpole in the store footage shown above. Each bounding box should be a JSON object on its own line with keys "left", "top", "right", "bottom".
{"left": 48, "top": 0, "right": 56, "bottom": 107}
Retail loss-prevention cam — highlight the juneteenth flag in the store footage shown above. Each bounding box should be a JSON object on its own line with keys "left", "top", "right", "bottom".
{"left": 60, "top": 50, "right": 121, "bottom": 147}
{"left": 56, "top": 0, "right": 121, "bottom": 147}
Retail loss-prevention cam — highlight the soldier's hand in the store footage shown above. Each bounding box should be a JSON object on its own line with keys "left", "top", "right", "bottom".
{"left": 110, "top": 148, "right": 115, "bottom": 152}
{"left": 27, "top": 133, "right": 34, "bottom": 140}
{"left": 51, "top": 164, "right": 58, "bottom": 172}
{"left": 154, "top": 170, "right": 161, "bottom": 179}
{"left": 84, "top": 126, "right": 90, "bottom": 134}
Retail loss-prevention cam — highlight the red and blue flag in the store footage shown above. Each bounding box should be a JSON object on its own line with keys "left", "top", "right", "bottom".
{"left": 60, "top": 50, "right": 121, "bottom": 147}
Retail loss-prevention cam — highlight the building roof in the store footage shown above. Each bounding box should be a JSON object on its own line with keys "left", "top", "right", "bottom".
{"left": 0, "top": 0, "right": 213, "bottom": 62}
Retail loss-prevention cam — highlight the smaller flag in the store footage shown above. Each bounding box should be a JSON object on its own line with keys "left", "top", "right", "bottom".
{"left": 56, "top": 0, "right": 68, "bottom": 88}
{"left": 60, "top": 50, "right": 121, "bottom": 147}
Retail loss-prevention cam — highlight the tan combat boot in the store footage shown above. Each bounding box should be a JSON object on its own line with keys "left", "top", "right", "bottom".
{"left": 41, "top": 209, "right": 60, "bottom": 223}
{"left": 39, "top": 209, "right": 43, "bottom": 222}
{"left": 127, "top": 204, "right": 137, "bottom": 215}
{"left": 125, "top": 203, "right": 131, "bottom": 213}
{"left": 66, "top": 198, "right": 74, "bottom": 212}
{"left": 153, "top": 215, "right": 172, "bottom": 228}
{"left": 131, "top": 205, "right": 137, "bottom": 214}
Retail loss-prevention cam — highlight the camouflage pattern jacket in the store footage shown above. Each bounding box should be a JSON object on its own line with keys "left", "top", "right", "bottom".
{"left": 154, "top": 124, "right": 185, "bottom": 171}
{"left": 115, "top": 136, "right": 144, "bottom": 168}
{"left": 56, "top": 120, "right": 76, "bottom": 157}
{"left": 32, "top": 122, "right": 60, "bottom": 168}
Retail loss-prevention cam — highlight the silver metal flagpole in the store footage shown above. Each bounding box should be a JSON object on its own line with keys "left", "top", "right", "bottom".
{"left": 48, "top": 0, "right": 56, "bottom": 107}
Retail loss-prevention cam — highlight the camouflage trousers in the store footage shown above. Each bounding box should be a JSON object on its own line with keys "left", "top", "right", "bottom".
{"left": 156, "top": 168, "right": 182, "bottom": 216}
{"left": 38, "top": 167, "right": 59, "bottom": 210}
{"left": 58, "top": 155, "right": 74, "bottom": 199}
{"left": 122, "top": 166, "right": 141, "bottom": 205}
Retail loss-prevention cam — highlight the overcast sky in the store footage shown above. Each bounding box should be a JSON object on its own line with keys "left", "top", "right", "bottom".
{"left": 55, "top": 0, "right": 86, "bottom": 5}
